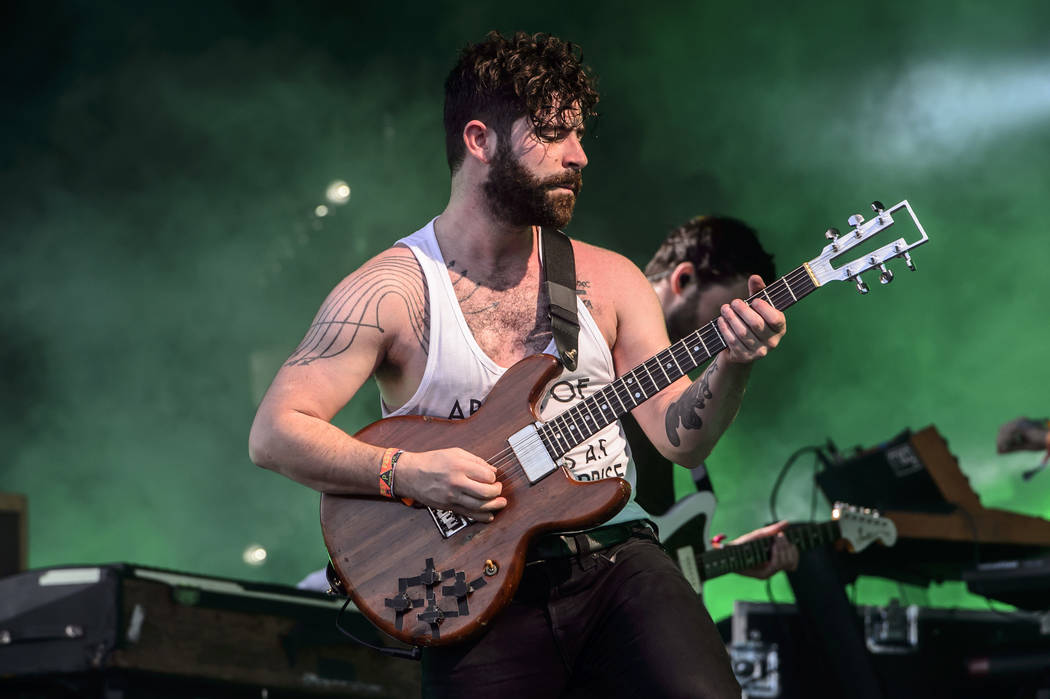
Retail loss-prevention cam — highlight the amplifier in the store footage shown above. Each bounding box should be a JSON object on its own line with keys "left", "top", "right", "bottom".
{"left": 727, "top": 600, "right": 1050, "bottom": 699}
{"left": 964, "top": 556, "right": 1050, "bottom": 611}
{"left": 0, "top": 563, "right": 420, "bottom": 698}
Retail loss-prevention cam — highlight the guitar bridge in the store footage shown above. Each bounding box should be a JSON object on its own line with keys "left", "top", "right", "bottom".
{"left": 508, "top": 423, "right": 558, "bottom": 484}
{"left": 428, "top": 507, "right": 470, "bottom": 539}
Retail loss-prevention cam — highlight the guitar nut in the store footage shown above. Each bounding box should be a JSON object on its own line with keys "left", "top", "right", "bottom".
{"left": 483, "top": 560, "right": 499, "bottom": 576}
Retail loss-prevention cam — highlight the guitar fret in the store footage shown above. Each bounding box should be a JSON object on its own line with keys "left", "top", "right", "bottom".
{"left": 657, "top": 354, "right": 675, "bottom": 384}
{"left": 585, "top": 399, "right": 600, "bottom": 430}
{"left": 692, "top": 330, "right": 711, "bottom": 358}
{"left": 704, "top": 325, "right": 726, "bottom": 352}
{"left": 552, "top": 419, "right": 571, "bottom": 455}
{"left": 595, "top": 390, "right": 614, "bottom": 426}
{"left": 583, "top": 400, "right": 600, "bottom": 428}
{"left": 639, "top": 363, "right": 658, "bottom": 398}
{"left": 606, "top": 384, "right": 629, "bottom": 415}
{"left": 657, "top": 349, "right": 682, "bottom": 383}
{"left": 554, "top": 411, "right": 571, "bottom": 442}
{"left": 649, "top": 356, "right": 670, "bottom": 389}
{"left": 566, "top": 408, "right": 586, "bottom": 440}
{"left": 675, "top": 341, "right": 700, "bottom": 373}
{"left": 537, "top": 425, "right": 555, "bottom": 457}
{"left": 623, "top": 372, "right": 643, "bottom": 406}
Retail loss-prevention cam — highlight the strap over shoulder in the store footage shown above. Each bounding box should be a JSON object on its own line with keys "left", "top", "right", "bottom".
{"left": 540, "top": 227, "right": 580, "bottom": 371}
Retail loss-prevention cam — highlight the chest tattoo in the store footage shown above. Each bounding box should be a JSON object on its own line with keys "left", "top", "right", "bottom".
{"left": 446, "top": 258, "right": 551, "bottom": 359}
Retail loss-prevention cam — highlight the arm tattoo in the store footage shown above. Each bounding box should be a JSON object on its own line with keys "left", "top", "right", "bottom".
{"left": 664, "top": 358, "right": 718, "bottom": 447}
{"left": 285, "top": 255, "right": 428, "bottom": 366}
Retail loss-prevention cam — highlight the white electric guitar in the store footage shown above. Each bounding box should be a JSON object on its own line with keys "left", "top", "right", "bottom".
{"left": 653, "top": 501, "right": 898, "bottom": 593}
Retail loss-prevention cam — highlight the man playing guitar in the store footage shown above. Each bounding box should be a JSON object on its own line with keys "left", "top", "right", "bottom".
{"left": 635, "top": 215, "right": 800, "bottom": 581}
{"left": 249, "top": 31, "right": 785, "bottom": 698}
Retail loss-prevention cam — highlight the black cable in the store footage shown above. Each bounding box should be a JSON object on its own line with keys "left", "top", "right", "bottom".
{"left": 335, "top": 596, "right": 422, "bottom": 661}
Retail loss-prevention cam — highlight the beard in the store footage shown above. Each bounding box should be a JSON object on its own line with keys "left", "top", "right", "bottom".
{"left": 482, "top": 141, "right": 583, "bottom": 229}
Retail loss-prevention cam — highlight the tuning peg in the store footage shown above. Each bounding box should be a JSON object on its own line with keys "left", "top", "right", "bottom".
{"left": 871, "top": 200, "right": 885, "bottom": 214}
{"left": 854, "top": 275, "right": 870, "bottom": 294}
{"left": 847, "top": 214, "right": 865, "bottom": 228}
{"left": 879, "top": 264, "right": 894, "bottom": 284}
{"left": 825, "top": 227, "right": 840, "bottom": 241}
{"left": 903, "top": 252, "right": 916, "bottom": 271}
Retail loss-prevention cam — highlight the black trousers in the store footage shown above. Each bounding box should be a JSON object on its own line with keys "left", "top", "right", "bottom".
{"left": 421, "top": 533, "right": 740, "bottom": 698}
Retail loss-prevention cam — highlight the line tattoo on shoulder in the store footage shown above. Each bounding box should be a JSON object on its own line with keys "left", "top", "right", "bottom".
{"left": 285, "top": 254, "right": 428, "bottom": 366}
{"left": 664, "top": 358, "right": 718, "bottom": 447}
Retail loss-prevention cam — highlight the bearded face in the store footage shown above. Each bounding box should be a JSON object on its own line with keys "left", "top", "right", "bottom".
{"left": 482, "top": 138, "right": 583, "bottom": 229}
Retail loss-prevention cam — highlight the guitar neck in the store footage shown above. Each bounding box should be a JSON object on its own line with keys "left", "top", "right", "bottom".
{"left": 698, "top": 520, "right": 840, "bottom": 582}
{"left": 537, "top": 265, "right": 819, "bottom": 459}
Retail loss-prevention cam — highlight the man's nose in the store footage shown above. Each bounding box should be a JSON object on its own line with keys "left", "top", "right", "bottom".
{"left": 563, "top": 132, "right": 588, "bottom": 169}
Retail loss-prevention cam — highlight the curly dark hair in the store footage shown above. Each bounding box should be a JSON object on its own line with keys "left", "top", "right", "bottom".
{"left": 443, "top": 31, "right": 599, "bottom": 173}
{"left": 645, "top": 216, "right": 776, "bottom": 287}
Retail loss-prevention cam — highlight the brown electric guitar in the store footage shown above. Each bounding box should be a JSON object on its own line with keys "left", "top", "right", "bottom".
{"left": 321, "top": 200, "right": 929, "bottom": 646}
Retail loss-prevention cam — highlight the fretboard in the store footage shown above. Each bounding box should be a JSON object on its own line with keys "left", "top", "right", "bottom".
{"left": 537, "top": 265, "right": 818, "bottom": 459}
{"left": 699, "top": 520, "right": 840, "bottom": 581}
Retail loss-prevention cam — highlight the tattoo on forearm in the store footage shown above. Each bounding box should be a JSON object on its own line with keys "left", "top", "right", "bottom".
{"left": 664, "top": 358, "right": 718, "bottom": 447}
{"left": 285, "top": 255, "right": 428, "bottom": 365}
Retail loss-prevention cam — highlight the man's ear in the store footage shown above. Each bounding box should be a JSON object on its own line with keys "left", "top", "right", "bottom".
{"left": 669, "top": 261, "right": 696, "bottom": 296}
{"left": 463, "top": 120, "right": 495, "bottom": 164}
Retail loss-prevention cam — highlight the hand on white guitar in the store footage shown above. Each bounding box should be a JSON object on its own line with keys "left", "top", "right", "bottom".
{"left": 396, "top": 448, "right": 507, "bottom": 522}
{"left": 726, "top": 520, "right": 799, "bottom": 580}
{"left": 996, "top": 417, "right": 1050, "bottom": 454}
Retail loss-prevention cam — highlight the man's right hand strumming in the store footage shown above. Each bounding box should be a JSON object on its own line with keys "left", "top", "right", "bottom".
{"left": 396, "top": 448, "right": 507, "bottom": 522}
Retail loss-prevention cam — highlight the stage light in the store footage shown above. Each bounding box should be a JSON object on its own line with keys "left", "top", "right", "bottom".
{"left": 868, "top": 58, "right": 1050, "bottom": 163}
{"left": 326, "top": 180, "right": 351, "bottom": 205}
{"left": 242, "top": 544, "right": 268, "bottom": 566}
{"left": 314, "top": 204, "right": 329, "bottom": 217}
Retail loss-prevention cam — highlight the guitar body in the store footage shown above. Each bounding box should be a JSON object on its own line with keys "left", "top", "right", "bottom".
{"left": 320, "top": 354, "right": 631, "bottom": 647}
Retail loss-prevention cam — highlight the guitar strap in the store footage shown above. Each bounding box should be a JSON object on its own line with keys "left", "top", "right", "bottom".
{"left": 539, "top": 227, "right": 580, "bottom": 371}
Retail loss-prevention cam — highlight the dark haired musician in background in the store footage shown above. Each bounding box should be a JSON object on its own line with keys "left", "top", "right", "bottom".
{"left": 631, "top": 215, "right": 798, "bottom": 580}
{"left": 250, "top": 31, "right": 785, "bottom": 697}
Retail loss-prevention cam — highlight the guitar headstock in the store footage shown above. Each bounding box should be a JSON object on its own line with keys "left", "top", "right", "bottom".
{"left": 805, "top": 200, "right": 929, "bottom": 294}
{"left": 832, "top": 501, "right": 898, "bottom": 552}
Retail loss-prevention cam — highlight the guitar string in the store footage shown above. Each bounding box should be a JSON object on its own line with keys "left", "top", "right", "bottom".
{"left": 474, "top": 275, "right": 808, "bottom": 492}
{"left": 466, "top": 268, "right": 811, "bottom": 483}
{"left": 477, "top": 272, "right": 809, "bottom": 487}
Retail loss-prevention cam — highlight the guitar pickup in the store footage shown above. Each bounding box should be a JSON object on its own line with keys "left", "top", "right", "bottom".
{"left": 508, "top": 423, "right": 558, "bottom": 484}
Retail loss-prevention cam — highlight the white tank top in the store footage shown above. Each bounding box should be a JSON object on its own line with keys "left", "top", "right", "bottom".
{"left": 384, "top": 219, "right": 646, "bottom": 528}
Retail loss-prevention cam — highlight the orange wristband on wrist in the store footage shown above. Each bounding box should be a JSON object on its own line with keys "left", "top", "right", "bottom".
{"left": 379, "top": 447, "right": 397, "bottom": 499}
{"left": 378, "top": 447, "right": 414, "bottom": 506}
